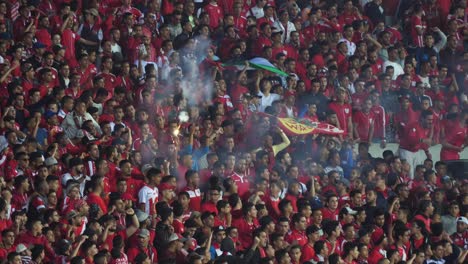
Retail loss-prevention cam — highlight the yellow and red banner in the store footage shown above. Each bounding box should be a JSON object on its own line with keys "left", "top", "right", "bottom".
{"left": 266, "top": 114, "right": 344, "bottom": 136}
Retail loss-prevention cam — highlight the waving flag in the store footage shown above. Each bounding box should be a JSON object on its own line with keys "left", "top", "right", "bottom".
{"left": 248, "top": 57, "right": 289, "bottom": 77}
{"left": 223, "top": 57, "right": 289, "bottom": 77}
{"left": 277, "top": 117, "right": 344, "bottom": 136}
{"left": 260, "top": 113, "right": 344, "bottom": 136}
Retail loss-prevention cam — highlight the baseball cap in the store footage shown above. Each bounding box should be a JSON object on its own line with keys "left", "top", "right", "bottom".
{"left": 213, "top": 226, "right": 226, "bottom": 234}
{"left": 263, "top": 3, "right": 274, "bottom": 10}
{"left": 457, "top": 216, "right": 468, "bottom": 225}
{"left": 86, "top": 8, "right": 99, "bottom": 17}
{"left": 441, "top": 175, "right": 452, "bottom": 184}
{"left": 52, "top": 44, "right": 66, "bottom": 53}
{"left": 340, "top": 206, "right": 357, "bottom": 215}
{"left": 167, "top": 233, "right": 185, "bottom": 243}
{"left": 141, "top": 164, "right": 153, "bottom": 175}
{"left": 44, "top": 110, "right": 58, "bottom": 119}
{"left": 138, "top": 229, "right": 150, "bottom": 238}
{"left": 45, "top": 157, "right": 58, "bottom": 166}
{"left": 16, "top": 244, "right": 27, "bottom": 253}
{"left": 272, "top": 27, "right": 283, "bottom": 35}
{"left": 135, "top": 209, "right": 150, "bottom": 222}
{"left": 66, "top": 210, "right": 79, "bottom": 220}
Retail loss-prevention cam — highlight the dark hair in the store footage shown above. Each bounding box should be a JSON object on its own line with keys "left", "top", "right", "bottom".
{"left": 275, "top": 248, "right": 289, "bottom": 263}
{"left": 314, "top": 240, "right": 326, "bottom": 254}
{"left": 342, "top": 241, "right": 357, "bottom": 257}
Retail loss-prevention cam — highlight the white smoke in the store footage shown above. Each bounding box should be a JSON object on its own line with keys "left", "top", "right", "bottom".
{"left": 178, "top": 35, "right": 216, "bottom": 106}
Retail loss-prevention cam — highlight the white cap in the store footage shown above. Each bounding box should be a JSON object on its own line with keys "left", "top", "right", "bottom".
{"left": 457, "top": 216, "right": 468, "bottom": 225}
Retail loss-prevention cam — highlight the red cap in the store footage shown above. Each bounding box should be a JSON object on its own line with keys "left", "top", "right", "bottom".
{"left": 159, "top": 183, "right": 175, "bottom": 192}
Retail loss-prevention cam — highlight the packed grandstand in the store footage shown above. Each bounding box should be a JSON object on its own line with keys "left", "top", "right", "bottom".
{"left": 0, "top": 0, "right": 465, "bottom": 263}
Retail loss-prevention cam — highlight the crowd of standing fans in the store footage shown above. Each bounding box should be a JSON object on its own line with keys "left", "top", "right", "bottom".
{"left": 0, "top": 0, "right": 466, "bottom": 263}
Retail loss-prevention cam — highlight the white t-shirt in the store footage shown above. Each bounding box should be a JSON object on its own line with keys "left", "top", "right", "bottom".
{"left": 258, "top": 92, "right": 281, "bottom": 112}
{"left": 383, "top": 60, "right": 404, "bottom": 80}
{"left": 138, "top": 185, "right": 159, "bottom": 214}
{"left": 61, "top": 173, "right": 90, "bottom": 197}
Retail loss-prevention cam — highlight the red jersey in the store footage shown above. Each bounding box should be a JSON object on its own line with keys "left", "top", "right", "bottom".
{"left": 321, "top": 207, "right": 339, "bottom": 221}
{"left": 328, "top": 101, "right": 352, "bottom": 137}
{"left": 233, "top": 15, "right": 248, "bottom": 36}
{"left": 368, "top": 246, "right": 386, "bottom": 264}
{"left": 203, "top": 3, "right": 223, "bottom": 29}
{"left": 96, "top": 72, "right": 118, "bottom": 95}
{"left": 62, "top": 28, "right": 80, "bottom": 66}
{"left": 338, "top": 12, "right": 359, "bottom": 26}
{"left": 86, "top": 192, "right": 108, "bottom": 214}
{"left": 181, "top": 186, "right": 202, "bottom": 212}
{"left": 440, "top": 120, "right": 466, "bottom": 160}
{"left": 451, "top": 231, "right": 468, "bottom": 249}
{"left": 399, "top": 122, "right": 430, "bottom": 152}
{"left": 324, "top": 239, "right": 341, "bottom": 255}
{"left": 201, "top": 201, "right": 218, "bottom": 215}
{"left": 229, "top": 172, "right": 250, "bottom": 199}
{"left": 123, "top": 177, "right": 144, "bottom": 198}
{"left": 301, "top": 243, "right": 316, "bottom": 263}
{"left": 370, "top": 105, "right": 387, "bottom": 140}
{"left": 232, "top": 217, "right": 259, "bottom": 250}
{"left": 353, "top": 110, "right": 374, "bottom": 142}
{"left": 35, "top": 29, "right": 52, "bottom": 49}
{"left": 285, "top": 228, "right": 307, "bottom": 247}
{"left": 127, "top": 246, "right": 158, "bottom": 264}
{"left": 410, "top": 15, "right": 426, "bottom": 47}
{"left": 254, "top": 35, "right": 272, "bottom": 55}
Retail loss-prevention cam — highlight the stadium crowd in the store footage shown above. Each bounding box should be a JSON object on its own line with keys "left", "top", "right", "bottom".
{"left": 0, "top": 0, "right": 466, "bottom": 263}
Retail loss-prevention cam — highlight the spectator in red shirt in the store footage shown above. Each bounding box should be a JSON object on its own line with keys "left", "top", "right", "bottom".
{"left": 232, "top": 202, "right": 259, "bottom": 250}
{"left": 127, "top": 229, "right": 158, "bottom": 263}
{"left": 201, "top": 186, "right": 221, "bottom": 215}
{"left": 301, "top": 225, "right": 321, "bottom": 262}
{"left": 17, "top": 219, "right": 54, "bottom": 259}
{"left": 285, "top": 213, "right": 308, "bottom": 247}
{"left": 203, "top": 0, "right": 223, "bottom": 30}
{"left": 328, "top": 87, "right": 353, "bottom": 139}
{"left": 229, "top": 158, "right": 250, "bottom": 200}
{"left": 440, "top": 112, "right": 467, "bottom": 161}
{"left": 342, "top": 241, "right": 359, "bottom": 264}
{"left": 85, "top": 176, "right": 108, "bottom": 215}
{"left": 353, "top": 98, "right": 375, "bottom": 143}
{"left": 181, "top": 170, "right": 202, "bottom": 212}
{"left": 398, "top": 110, "right": 434, "bottom": 179}
{"left": 323, "top": 220, "right": 342, "bottom": 256}
{"left": 368, "top": 228, "right": 388, "bottom": 264}
{"left": 322, "top": 194, "right": 340, "bottom": 221}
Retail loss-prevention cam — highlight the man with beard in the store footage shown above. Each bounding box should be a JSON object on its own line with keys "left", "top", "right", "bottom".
{"left": 119, "top": 159, "right": 143, "bottom": 198}
{"left": 127, "top": 229, "right": 158, "bottom": 263}
{"left": 61, "top": 158, "right": 90, "bottom": 197}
